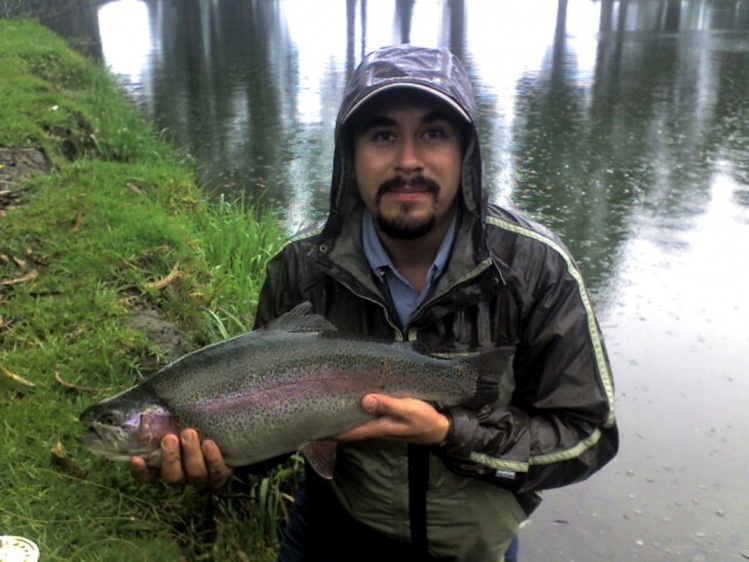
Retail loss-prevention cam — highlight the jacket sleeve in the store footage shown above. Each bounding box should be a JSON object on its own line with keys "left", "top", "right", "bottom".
{"left": 439, "top": 247, "right": 618, "bottom": 495}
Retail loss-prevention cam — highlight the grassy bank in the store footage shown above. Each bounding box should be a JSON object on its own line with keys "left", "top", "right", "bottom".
{"left": 1, "top": 19, "right": 292, "bottom": 561}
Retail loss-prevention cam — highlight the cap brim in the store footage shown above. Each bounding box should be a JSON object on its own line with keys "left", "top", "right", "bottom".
{"left": 341, "top": 83, "right": 471, "bottom": 124}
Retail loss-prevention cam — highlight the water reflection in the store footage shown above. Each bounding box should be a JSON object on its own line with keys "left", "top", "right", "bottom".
{"left": 98, "top": 0, "right": 153, "bottom": 87}
{"left": 41, "top": 2, "right": 749, "bottom": 560}
{"left": 52, "top": 1, "right": 749, "bottom": 244}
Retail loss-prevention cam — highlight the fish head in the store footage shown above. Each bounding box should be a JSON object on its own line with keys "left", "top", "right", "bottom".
{"left": 78, "top": 392, "right": 180, "bottom": 466}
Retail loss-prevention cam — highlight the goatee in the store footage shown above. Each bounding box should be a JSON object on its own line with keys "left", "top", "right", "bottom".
{"left": 375, "top": 176, "right": 439, "bottom": 240}
{"left": 376, "top": 213, "right": 436, "bottom": 240}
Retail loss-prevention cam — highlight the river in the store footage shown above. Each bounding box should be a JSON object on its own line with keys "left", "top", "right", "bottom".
{"left": 44, "top": 1, "right": 749, "bottom": 560}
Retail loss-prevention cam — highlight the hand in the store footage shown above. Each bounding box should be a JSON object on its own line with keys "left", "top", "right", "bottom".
{"left": 128, "top": 428, "right": 233, "bottom": 490}
{"left": 334, "top": 394, "right": 450, "bottom": 446}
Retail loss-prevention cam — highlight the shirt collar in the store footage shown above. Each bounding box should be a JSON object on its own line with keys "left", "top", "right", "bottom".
{"left": 362, "top": 210, "right": 458, "bottom": 282}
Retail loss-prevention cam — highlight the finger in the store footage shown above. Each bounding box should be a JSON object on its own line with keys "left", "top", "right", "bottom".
{"left": 364, "top": 394, "right": 432, "bottom": 420}
{"left": 180, "top": 429, "right": 209, "bottom": 489}
{"left": 334, "top": 418, "right": 394, "bottom": 442}
{"left": 128, "top": 456, "right": 159, "bottom": 484}
{"left": 160, "top": 433, "right": 186, "bottom": 485}
{"left": 361, "top": 393, "right": 402, "bottom": 415}
{"left": 202, "top": 439, "right": 232, "bottom": 489}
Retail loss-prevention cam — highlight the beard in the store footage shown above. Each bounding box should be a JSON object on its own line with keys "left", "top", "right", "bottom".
{"left": 374, "top": 176, "right": 439, "bottom": 240}
{"left": 376, "top": 212, "right": 436, "bottom": 240}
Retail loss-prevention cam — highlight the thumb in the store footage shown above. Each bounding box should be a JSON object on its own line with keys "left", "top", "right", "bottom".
{"left": 361, "top": 393, "right": 399, "bottom": 414}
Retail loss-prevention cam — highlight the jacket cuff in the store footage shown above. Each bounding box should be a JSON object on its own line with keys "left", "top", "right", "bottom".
{"left": 441, "top": 407, "right": 479, "bottom": 458}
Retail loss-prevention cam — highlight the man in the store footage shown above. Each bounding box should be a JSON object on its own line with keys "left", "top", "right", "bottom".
{"left": 131, "top": 45, "right": 618, "bottom": 561}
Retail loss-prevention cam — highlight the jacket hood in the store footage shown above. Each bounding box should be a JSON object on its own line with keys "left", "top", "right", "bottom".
{"left": 322, "top": 44, "right": 486, "bottom": 241}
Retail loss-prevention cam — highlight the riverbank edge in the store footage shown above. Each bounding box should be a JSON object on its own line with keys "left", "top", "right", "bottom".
{"left": 1, "top": 19, "right": 288, "bottom": 561}
{"left": 0, "top": 0, "right": 91, "bottom": 20}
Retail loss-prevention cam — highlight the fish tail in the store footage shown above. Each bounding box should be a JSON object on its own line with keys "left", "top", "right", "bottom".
{"left": 461, "top": 346, "right": 515, "bottom": 409}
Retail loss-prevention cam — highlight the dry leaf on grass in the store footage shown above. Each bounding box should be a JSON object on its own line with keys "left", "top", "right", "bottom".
{"left": 54, "top": 371, "right": 111, "bottom": 393}
{"left": 0, "top": 364, "right": 35, "bottom": 387}
{"left": 72, "top": 208, "right": 84, "bottom": 233}
{"left": 12, "top": 255, "right": 27, "bottom": 270}
{"left": 51, "top": 441, "right": 87, "bottom": 479}
{"left": 146, "top": 262, "right": 180, "bottom": 291}
{"left": 126, "top": 182, "right": 145, "bottom": 195}
{"left": 0, "top": 269, "right": 38, "bottom": 287}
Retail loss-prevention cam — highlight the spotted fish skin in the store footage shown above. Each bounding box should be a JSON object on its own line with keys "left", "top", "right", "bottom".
{"left": 79, "top": 303, "right": 512, "bottom": 470}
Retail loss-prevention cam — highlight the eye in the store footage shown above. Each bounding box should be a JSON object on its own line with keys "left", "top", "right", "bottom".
{"left": 425, "top": 127, "right": 443, "bottom": 137}
{"left": 371, "top": 130, "right": 396, "bottom": 143}
{"left": 423, "top": 125, "right": 452, "bottom": 140}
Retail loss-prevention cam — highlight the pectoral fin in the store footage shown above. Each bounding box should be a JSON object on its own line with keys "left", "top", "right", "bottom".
{"left": 299, "top": 440, "right": 338, "bottom": 479}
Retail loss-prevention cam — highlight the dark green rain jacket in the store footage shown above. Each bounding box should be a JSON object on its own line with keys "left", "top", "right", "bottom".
{"left": 254, "top": 44, "right": 618, "bottom": 561}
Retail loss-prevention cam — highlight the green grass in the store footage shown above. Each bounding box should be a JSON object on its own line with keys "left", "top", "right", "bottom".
{"left": 1, "top": 19, "right": 294, "bottom": 561}
{"left": 195, "top": 197, "right": 288, "bottom": 338}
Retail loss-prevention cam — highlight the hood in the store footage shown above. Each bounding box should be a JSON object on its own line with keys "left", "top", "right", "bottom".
{"left": 322, "top": 44, "right": 486, "bottom": 241}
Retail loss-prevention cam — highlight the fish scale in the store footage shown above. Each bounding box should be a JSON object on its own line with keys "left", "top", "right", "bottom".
{"left": 79, "top": 303, "right": 513, "bottom": 475}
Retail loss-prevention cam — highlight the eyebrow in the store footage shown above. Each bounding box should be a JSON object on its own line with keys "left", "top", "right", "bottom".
{"left": 358, "top": 115, "right": 396, "bottom": 132}
{"left": 357, "top": 111, "right": 456, "bottom": 135}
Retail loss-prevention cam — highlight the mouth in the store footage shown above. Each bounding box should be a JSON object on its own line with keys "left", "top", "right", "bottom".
{"left": 388, "top": 184, "right": 430, "bottom": 194}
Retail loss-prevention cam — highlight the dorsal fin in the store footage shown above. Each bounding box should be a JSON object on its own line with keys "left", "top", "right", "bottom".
{"left": 265, "top": 302, "right": 338, "bottom": 333}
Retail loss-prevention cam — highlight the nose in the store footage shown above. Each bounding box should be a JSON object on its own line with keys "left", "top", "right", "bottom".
{"left": 395, "top": 137, "right": 423, "bottom": 175}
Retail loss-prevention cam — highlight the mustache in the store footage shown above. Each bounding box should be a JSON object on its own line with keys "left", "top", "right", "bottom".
{"left": 376, "top": 176, "right": 440, "bottom": 201}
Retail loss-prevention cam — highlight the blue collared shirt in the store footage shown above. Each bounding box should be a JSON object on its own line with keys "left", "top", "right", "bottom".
{"left": 362, "top": 210, "right": 457, "bottom": 327}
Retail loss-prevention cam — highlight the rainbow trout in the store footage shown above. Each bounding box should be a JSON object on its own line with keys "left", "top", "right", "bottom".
{"left": 79, "top": 303, "right": 512, "bottom": 478}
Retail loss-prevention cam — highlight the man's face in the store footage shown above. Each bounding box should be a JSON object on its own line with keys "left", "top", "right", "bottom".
{"left": 352, "top": 96, "right": 464, "bottom": 240}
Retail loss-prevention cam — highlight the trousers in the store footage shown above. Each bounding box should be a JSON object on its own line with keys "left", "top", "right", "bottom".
{"left": 277, "top": 469, "right": 520, "bottom": 562}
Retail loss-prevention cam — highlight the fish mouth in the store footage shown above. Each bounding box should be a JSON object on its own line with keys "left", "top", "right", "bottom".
{"left": 77, "top": 430, "right": 130, "bottom": 461}
{"left": 77, "top": 422, "right": 159, "bottom": 463}
{"left": 78, "top": 420, "right": 127, "bottom": 453}
{"left": 77, "top": 430, "right": 105, "bottom": 447}
{"left": 77, "top": 421, "right": 118, "bottom": 452}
